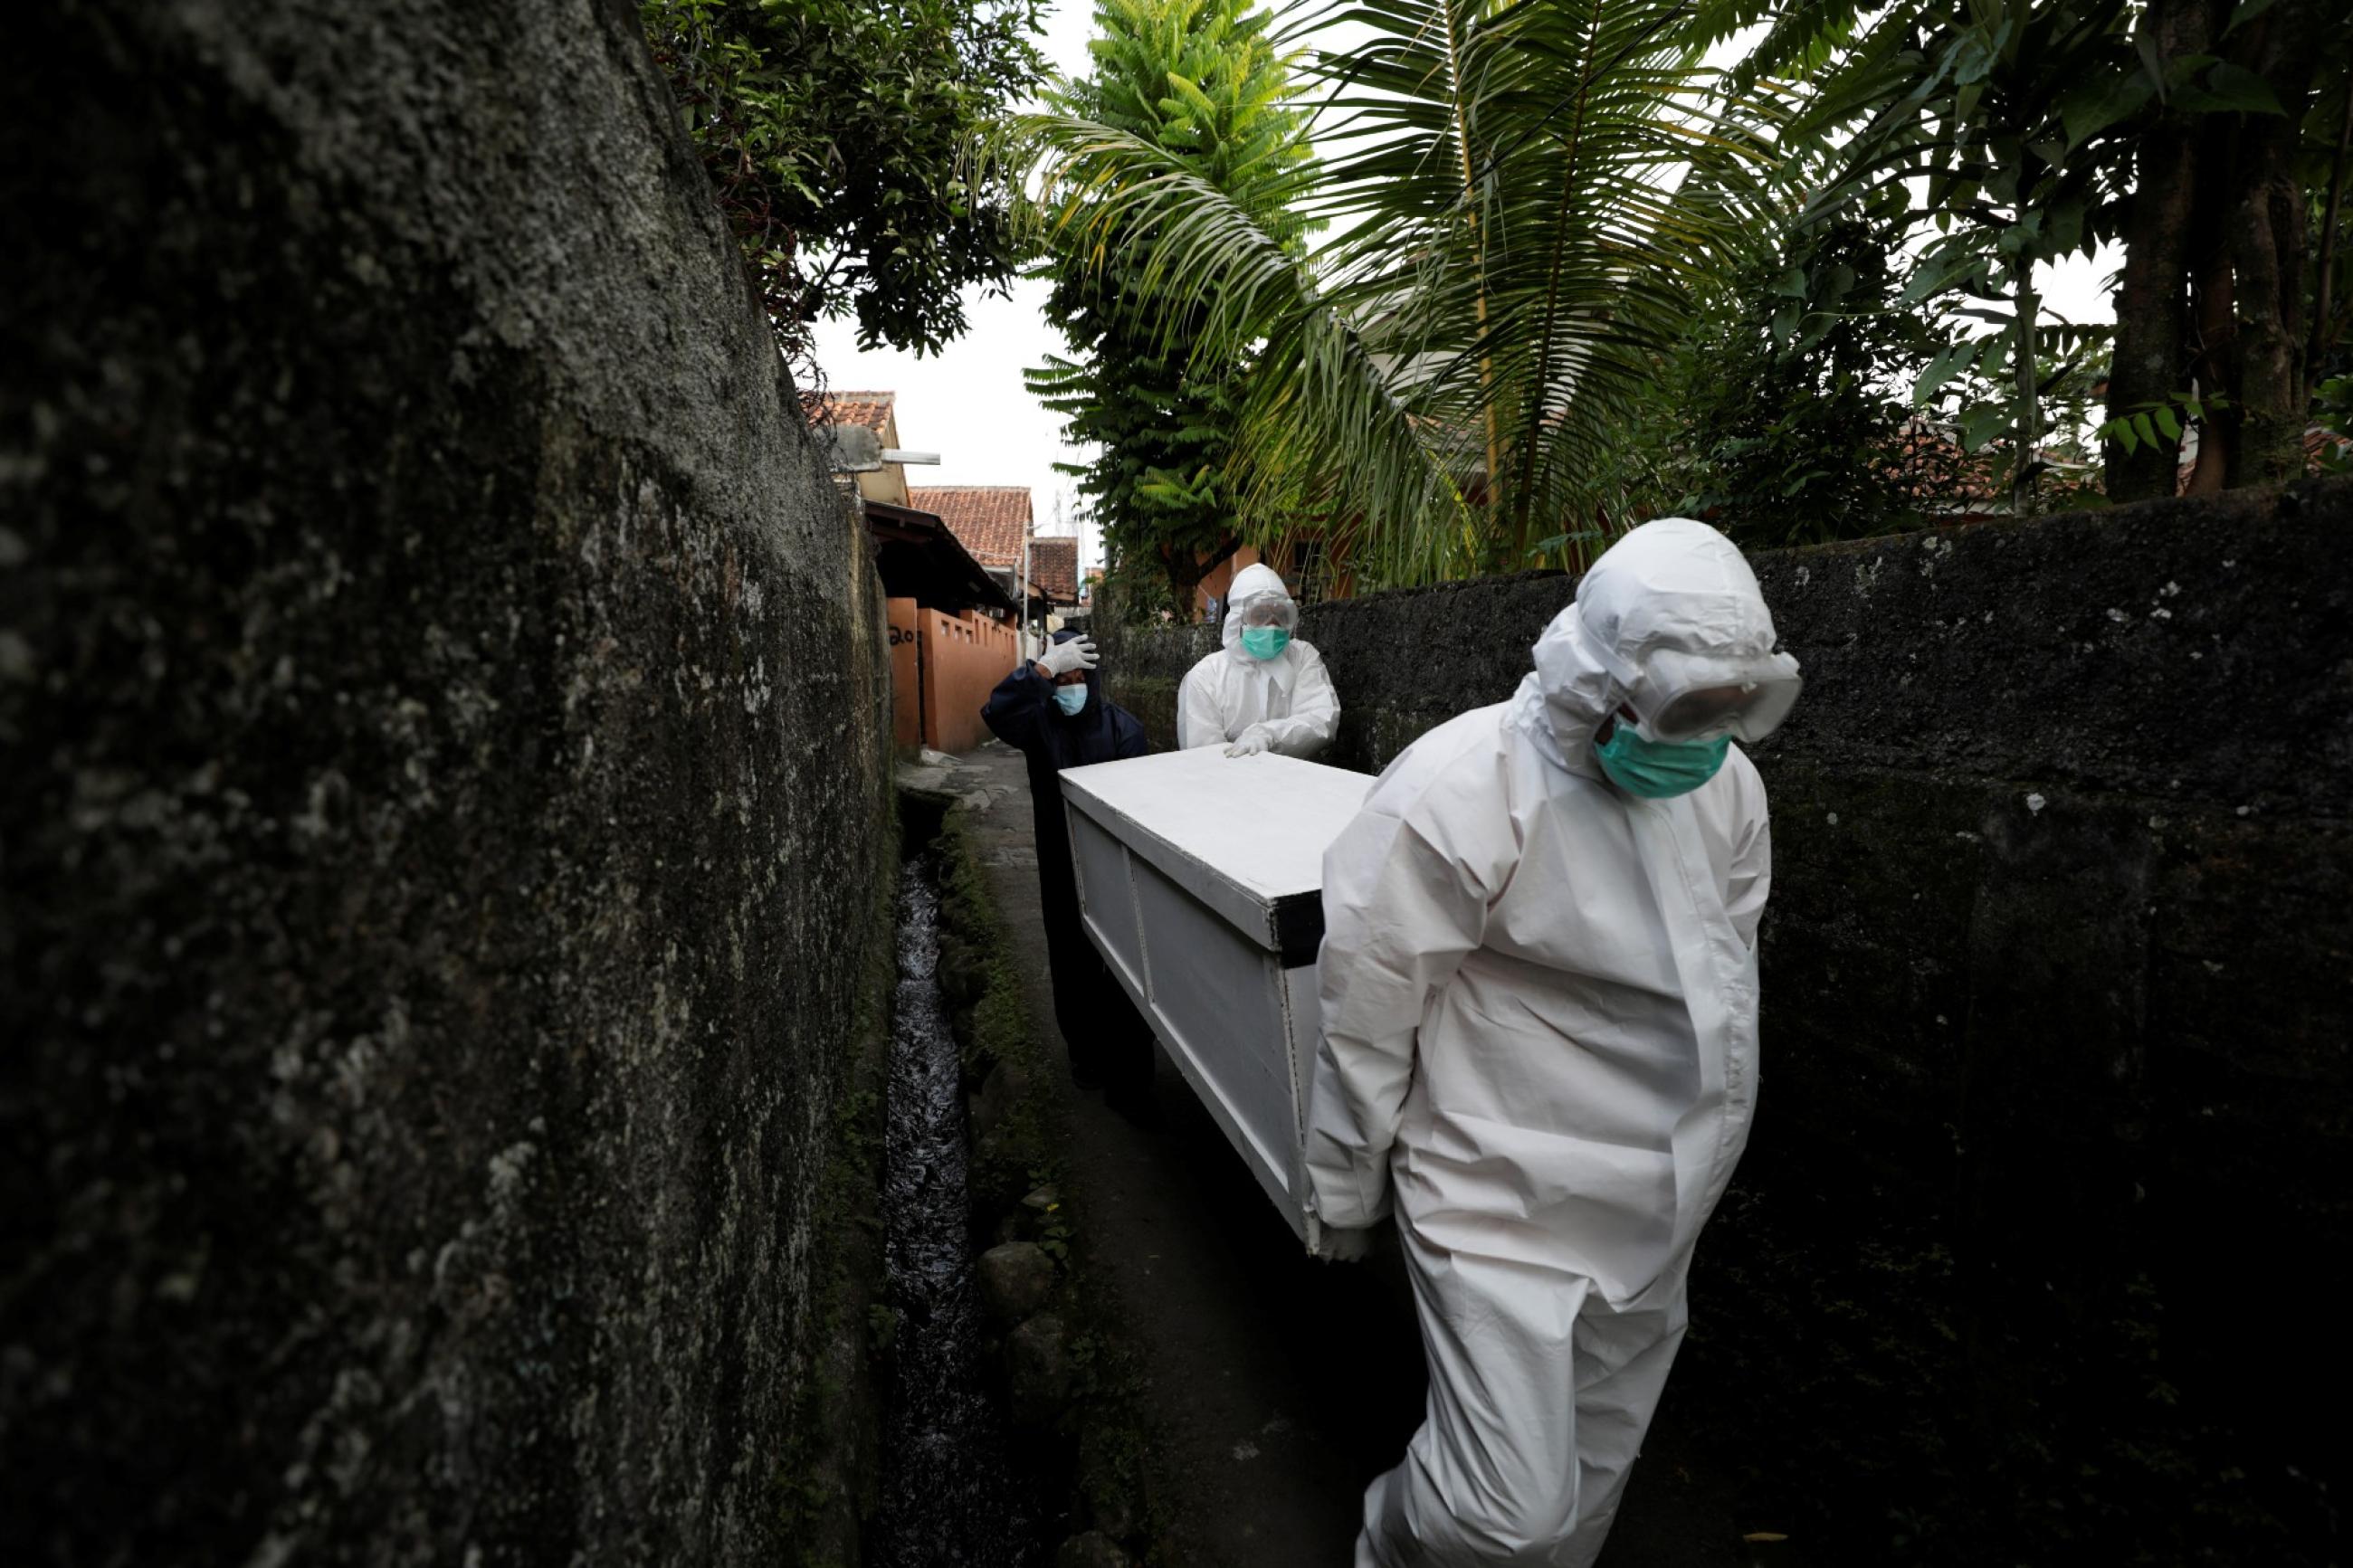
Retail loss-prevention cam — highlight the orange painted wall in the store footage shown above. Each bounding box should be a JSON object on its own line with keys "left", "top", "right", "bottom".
{"left": 1193, "top": 546, "right": 1263, "bottom": 622}
{"left": 919, "top": 609, "right": 1019, "bottom": 755}
{"left": 1187, "top": 536, "right": 1358, "bottom": 618}
{"left": 887, "top": 597, "right": 923, "bottom": 749}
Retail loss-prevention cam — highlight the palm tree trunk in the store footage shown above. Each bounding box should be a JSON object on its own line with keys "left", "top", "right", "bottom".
{"left": 2222, "top": 0, "right": 2326, "bottom": 486}
{"left": 1162, "top": 535, "right": 1240, "bottom": 620}
{"left": 2105, "top": 0, "right": 2220, "bottom": 500}
{"left": 2005, "top": 128, "right": 2048, "bottom": 520}
{"left": 2187, "top": 115, "right": 2240, "bottom": 494}
{"left": 2305, "top": 85, "right": 2353, "bottom": 382}
{"left": 2012, "top": 254, "right": 2042, "bottom": 517}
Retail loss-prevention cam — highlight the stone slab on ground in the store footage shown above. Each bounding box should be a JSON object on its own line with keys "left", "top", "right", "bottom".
{"left": 978, "top": 1241, "right": 1056, "bottom": 1330}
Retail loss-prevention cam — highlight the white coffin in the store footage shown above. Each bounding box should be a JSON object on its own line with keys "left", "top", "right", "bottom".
{"left": 1059, "top": 747, "right": 1375, "bottom": 1251}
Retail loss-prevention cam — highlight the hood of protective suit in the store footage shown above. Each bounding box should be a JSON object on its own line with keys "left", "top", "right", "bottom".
{"left": 1219, "top": 564, "right": 1296, "bottom": 660}
{"left": 1049, "top": 626, "right": 1108, "bottom": 711}
{"left": 1514, "top": 518, "right": 1787, "bottom": 776}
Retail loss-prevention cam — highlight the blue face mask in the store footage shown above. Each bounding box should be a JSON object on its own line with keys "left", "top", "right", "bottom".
{"left": 1595, "top": 719, "right": 1729, "bottom": 798}
{"left": 1053, "top": 684, "right": 1089, "bottom": 716}
{"left": 1241, "top": 626, "right": 1291, "bottom": 660}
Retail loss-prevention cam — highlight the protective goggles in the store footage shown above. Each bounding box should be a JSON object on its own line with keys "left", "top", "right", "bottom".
{"left": 1235, "top": 594, "right": 1299, "bottom": 632}
{"left": 1619, "top": 647, "right": 1803, "bottom": 744}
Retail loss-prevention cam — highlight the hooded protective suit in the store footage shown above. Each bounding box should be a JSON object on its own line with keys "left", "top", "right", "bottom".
{"left": 1305, "top": 518, "right": 1789, "bottom": 1567}
{"left": 981, "top": 632, "right": 1153, "bottom": 1092}
{"left": 1176, "top": 563, "right": 1340, "bottom": 755}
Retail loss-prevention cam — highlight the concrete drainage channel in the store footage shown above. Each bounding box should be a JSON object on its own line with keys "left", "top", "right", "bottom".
{"left": 872, "top": 849, "right": 1044, "bottom": 1563}
{"left": 857, "top": 786, "right": 1157, "bottom": 1568}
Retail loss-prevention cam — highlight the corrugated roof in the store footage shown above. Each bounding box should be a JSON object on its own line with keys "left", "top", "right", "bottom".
{"left": 803, "top": 390, "right": 895, "bottom": 435}
{"left": 1031, "top": 537, "right": 1079, "bottom": 604}
{"left": 909, "top": 485, "right": 1032, "bottom": 568}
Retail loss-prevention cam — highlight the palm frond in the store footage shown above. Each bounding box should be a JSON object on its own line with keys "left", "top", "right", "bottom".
{"left": 1015, "top": 0, "right": 1791, "bottom": 584}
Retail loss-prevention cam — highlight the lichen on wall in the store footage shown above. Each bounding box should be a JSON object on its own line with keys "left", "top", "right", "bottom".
{"left": 1098, "top": 480, "right": 2353, "bottom": 1563}
{"left": 0, "top": 3, "right": 892, "bottom": 1563}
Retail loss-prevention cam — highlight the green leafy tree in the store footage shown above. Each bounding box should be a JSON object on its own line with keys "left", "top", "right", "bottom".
{"left": 642, "top": 0, "right": 1046, "bottom": 366}
{"left": 1015, "top": 0, "right": 1780, "bottom": 587}
{"left": 1629, "top": 200, "right": 1974, "bottom": 547}
{"left": 1025, "top": 0, "right": 1318, "bottom": 618}
{"left": 1711, "top": 0, "right": 2149, "bottom": 515}
{"left": 2102, "top": 0, "right": 2350, "bottom": 495}
{"left": 1710, "top": 0, "right": 2352, "bottom": 507}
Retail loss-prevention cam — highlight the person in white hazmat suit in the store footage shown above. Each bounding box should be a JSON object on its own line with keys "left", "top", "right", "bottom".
{"left": 1176, "top": 563, "right": 1340, "bottom": 757}
{"left": 1305, "top": 518, "right": 1802, "bottom": 1567}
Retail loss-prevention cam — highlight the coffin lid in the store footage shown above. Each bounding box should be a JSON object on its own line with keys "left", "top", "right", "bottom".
{"left": 1059, "top": 748, "right": 1375, "bottom": 965}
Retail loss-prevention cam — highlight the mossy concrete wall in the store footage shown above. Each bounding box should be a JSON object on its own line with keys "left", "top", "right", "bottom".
{"left": 1100, "top": 478, "right": 2353, "bottom": 1562}
{"left": 0, "top": 4, "right": 892, "bottom": 1564}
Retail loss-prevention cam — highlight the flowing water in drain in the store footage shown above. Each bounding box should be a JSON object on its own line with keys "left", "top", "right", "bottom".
{"left": 875, "top": 855, "right": 1042, "bottom": 1566}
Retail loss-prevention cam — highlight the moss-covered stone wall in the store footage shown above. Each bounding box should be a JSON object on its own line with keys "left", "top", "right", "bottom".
{"left": 1098, "top": 480, "right": 2353, "bottom": 1563}
{"left": 0, "top": 4, "right": 894, "bottom": 1563}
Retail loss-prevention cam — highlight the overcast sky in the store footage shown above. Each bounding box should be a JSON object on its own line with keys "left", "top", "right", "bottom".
{"left": 808, "top": 4, "right": 1103, "bottom": 564}
{"left": 809, "top": 4, "right": 2120, "bottom": 574}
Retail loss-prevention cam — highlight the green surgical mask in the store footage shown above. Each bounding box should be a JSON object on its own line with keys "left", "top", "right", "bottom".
{"left": 1595, "top": 720, "right": 1729, "bottom": 799}
{"left": 1241, "top": 626, "right": 1291, "bottom": 660}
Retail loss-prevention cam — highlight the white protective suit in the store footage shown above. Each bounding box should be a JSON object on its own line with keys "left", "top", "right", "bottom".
{"left": 1306, "top": 518, "right": 1786, "bottom": 1568}
{"left": 1176, "top": 563, "right": 1340, "bottom": 755}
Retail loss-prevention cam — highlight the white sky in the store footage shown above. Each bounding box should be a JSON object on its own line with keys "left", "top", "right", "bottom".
{"left": 809, "top": 4, "right": 2120, "bottom": 572}
{"left": 810, "top": 3, "right": 1104, "bottom": 565}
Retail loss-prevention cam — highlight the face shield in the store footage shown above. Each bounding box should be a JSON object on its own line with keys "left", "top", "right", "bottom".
{"left": 1530, "top": 517, "right": 1800, "bottom": 765}
{"left": 1614, "top": 645, "right": 1803, "bottom": 744}
{"left": 1237, "top": 594, "right": 1300, "bottom": 634}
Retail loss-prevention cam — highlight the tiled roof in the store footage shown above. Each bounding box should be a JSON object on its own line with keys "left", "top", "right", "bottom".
{"left": 802, "top": 389, "right": 895, "bottom": 435}
{"left": 1031, "top": 537, "right": 1079, "bottom": 603}
{"left": 1887, "top": 422, "right": 2099, "bottom": 512}
{"left": 909, "top": 485, "right": 1032, "bottom": 568}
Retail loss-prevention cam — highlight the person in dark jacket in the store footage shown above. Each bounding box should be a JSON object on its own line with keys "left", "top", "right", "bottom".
{"left": 980, "top": 629, "right": 1157, "bottom": 1116}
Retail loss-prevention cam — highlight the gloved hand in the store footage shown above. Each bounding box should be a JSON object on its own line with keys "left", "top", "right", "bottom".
{"left": 1037, "top": 637, "right": 1099, "bottom": 678}
{"left": 1317, "top": 1224, "right": 1377, "bottom": 1263}
{"left": 1224, "top": 726, "right": 1272, "bottom": 758}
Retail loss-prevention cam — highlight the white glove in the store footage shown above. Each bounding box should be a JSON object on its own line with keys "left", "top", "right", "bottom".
{"left": 1037, "top": 637, "right": 1099, "bottom": 678}
{"left": 1224, "top": 726, "right": 1272, "bottom": 758}
{"left": 1318, "top": 1224, "right": 1376, "bottom": 1262}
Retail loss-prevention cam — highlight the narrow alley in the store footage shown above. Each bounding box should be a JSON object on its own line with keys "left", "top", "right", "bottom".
{"left": 16, "top": 5, "right": 2348, "bottom": 1563}
{"left": 907, "top": 741, "right": 1760, "bottom": 1567}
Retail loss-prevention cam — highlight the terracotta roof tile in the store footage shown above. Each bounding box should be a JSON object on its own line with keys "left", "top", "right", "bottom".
{"left": 909, "top": 485, "right": 1032, "bottom": 569}
{"left": 1886, "top": 423, "right": 2098, "bottom": 510}
{"left": 802, "top": 389, "right": 895, "bottom": 436}
{"left": 1031, "top": 537, "right": 1079, "bottom": 603}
